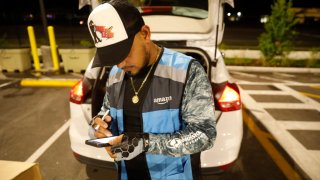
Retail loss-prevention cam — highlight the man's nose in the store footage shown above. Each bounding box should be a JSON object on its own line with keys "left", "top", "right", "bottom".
{"left": 117, "top": 60, "right": 126, "bottom": 69}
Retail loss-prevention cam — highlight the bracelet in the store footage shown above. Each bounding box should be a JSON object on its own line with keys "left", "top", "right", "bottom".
{"left": 142, "top": 133, "right": 149, "bottom": 151}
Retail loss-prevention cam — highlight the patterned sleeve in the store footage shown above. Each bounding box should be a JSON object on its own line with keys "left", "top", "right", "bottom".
{"left": 98, "top": 91, "right": 111, "bottom": 116}
{"left": 147, "top": 60, "right": 216, "bottom": 157}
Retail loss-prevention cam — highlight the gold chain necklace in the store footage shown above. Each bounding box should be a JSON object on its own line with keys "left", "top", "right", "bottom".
{"left": 129, "top": 48, "right": 160, "bottom": 104}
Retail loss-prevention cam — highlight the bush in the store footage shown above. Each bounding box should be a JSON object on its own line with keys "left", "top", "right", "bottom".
{"left": 259, "top": 0, "right": 298, "bottom": 65}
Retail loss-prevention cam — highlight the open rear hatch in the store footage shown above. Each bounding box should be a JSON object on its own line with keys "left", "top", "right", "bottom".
{"left": 134, "top": 0, "right": 234, "bottom": 44}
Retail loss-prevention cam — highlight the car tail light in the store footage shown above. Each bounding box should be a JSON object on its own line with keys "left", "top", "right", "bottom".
{"left": 141, "top": 6, "right": 173, "bottom": 13}
{"left": 216, "top": 83, "right": 241, "bottom": 112}
{"left": 70, "top": 79, "right": 85, "bottom": 104}
{"left": 219, "top": 161, "right": 235, "bottom": 171}
{"left": 201, "top": 160, "right": 236, "bottom": 174}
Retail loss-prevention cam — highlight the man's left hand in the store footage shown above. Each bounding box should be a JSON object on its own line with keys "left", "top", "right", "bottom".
{"left": 106, "top": 133, "right": 149, "bottom": 161}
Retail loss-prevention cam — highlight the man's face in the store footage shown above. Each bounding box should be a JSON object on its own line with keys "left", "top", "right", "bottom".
{"left": 116, "top": 32, "right": 149, "bottom": 76}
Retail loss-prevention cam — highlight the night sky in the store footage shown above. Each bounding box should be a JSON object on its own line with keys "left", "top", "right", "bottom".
{"left": 235, "top": 0, "right": 320, "bottom": 9}
{"left": 2, "top": 0, "right": 320, "bottom": 12}
{"left": 1, "top": 0, "right": 319, "bottom": 22}
{"left": 232, "top": 0, "right": 320, "bottom": 14}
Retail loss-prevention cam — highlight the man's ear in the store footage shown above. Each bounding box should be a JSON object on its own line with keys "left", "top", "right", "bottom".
{"left": 140, "top": 25, "right": 151, "bottom": 40}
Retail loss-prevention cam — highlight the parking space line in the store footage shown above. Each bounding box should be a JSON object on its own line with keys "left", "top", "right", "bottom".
{"left": 0, "top": 82, "right": 13, "bottom": 88}
{"left": 274, "top": 84, "right": 320, "bottom": 111}
{"left": 231, "top": 71, "right": 300, "bottom": 84}
{"left": 243, "top": 107, "right": 301, "bottom": 180}
{"left": 242, "top": 90, "right": 287, "bottom": 95}
{"left": 0, "top": 80, "right": 19, "bottom": 89}
{"left": 237, "top": 81, "right": 320, "bottom": 87}
{"left": 231, "top": 71, "right": 257, "bottom": 78}
{"left": 26, "top": 120, "right": 70, "bottom": 163}
{"left": 278, "top": 121, "right": 320, "bottom": 130}
{"left": 311, "top": 151, "right": 320, "bottom": 163}
{"left": 273, "top": 72, "right": 296, "bottom": 78}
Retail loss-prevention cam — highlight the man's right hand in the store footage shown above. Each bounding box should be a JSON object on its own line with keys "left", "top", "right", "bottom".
{"left": 91, "top": 115, "right": 113, "bottom": 138}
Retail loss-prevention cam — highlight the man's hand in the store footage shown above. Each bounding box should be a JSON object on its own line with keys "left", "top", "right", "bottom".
{"left": 105, "top": 134, "right": 124, "bottom": 159}
{"left": 91, "top": 114, "right": 113, "bottom": 138}
{"left": 106, "top": 133, "right": 149, "bottom": 161}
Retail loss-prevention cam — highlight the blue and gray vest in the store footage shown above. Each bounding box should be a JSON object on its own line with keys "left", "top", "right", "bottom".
{"left": 107, "top": 48, "right": 196, "bottom": 179}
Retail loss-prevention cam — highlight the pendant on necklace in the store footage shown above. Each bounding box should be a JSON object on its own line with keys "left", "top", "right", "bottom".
{"left": 132, "top": 95, "right": 139, "bottom": 104}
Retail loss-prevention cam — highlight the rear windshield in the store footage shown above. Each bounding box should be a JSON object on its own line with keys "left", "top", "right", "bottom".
{"left": 129, "top": 0, "right": 208, "bottom": 19}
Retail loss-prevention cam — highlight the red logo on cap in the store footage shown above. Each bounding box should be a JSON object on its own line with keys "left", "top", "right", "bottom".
{"left": 89, "top": 20, "right": 114, "bottom": 44}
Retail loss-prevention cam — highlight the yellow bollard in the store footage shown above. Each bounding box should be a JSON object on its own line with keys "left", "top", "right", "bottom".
{"left": 27, "top": 26, "right": 41, "bottom": 72}
{"left": 47, "top": 26, "right": 60, "bottom": 71}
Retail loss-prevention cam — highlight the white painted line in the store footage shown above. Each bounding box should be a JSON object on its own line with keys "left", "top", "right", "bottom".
{"left": 231, "top": 71, "right": 257, "bottom": 78}
{"left": 258, "top": 76, "right": 300, "bottom": 84}
{"left": 227, "top": 66, "right": 320, "bottom": 73}
{"left": 261, "top": 103, "right": 315, "bottom": 109}
{"left": 237, "top": 81, "right": 320, "bottom": 87}
{"left": 310, "top": 151, "right": 320, "bottom": 166}
{"left": 238, "top": 82, "right": 269, "bottom": 85}
{"left": 278, "top": 121, "right": 320, "bottom": 130}
{"left": 26, "top": 120, "right": 70, "bottom": 163}
{"left": 245, "top": 90, "right": 287, "bottom": 95}
{"left": 233, "top": 80, "right": 251, "bottom": 84}
{"left": 273, "top": 72, "right": 296, "bottom": 78}
{"left": 238, "top": 82, "right": 277, "bottom": 85}
{"left": 0, "top": 81, "right": 13, "bottom": 88}
{"left": 232, "top": 71, "right": 302, "bottom": 84}
{"left": 287, "top": 83, "right": 320, "bottom": 86}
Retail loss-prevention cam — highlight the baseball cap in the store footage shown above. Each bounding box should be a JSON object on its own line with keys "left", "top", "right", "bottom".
{"left": 87, "top": 1, "right": 144, "bottom": 68}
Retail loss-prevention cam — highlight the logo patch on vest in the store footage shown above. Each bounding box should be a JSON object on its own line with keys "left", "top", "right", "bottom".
{"left": 154, "top": 96, "right": 172, "bottom": 105}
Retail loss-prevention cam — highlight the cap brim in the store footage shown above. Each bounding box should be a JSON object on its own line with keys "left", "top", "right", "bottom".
{"left": 91, "top": 35, "right": 135, "bottom": 68}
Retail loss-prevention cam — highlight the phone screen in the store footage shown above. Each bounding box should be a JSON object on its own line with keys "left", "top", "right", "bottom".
{"left": 85, "top": 136, "right": 117, "bottom": 147}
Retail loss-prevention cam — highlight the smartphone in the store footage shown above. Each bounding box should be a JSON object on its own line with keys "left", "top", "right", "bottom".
{"left": 85, "top": 136, "right": 117, "bottom": 147}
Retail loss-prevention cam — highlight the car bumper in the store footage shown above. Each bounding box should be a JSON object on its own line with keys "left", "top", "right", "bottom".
{"left": 201, "top": 109, "right": 243, "bottom": 170}
{"left": 72, "top": 151, "right": 116, "bottom": 169}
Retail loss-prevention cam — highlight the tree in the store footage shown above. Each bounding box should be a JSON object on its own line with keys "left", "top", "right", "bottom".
{"left": 258, "top": 0, "right": 298, "bottom": 65}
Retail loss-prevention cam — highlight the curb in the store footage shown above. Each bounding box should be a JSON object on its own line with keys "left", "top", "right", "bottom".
{"left": 222, "top": 49, "right": 320, "bottom": 60}
{"left": 227, "top": 66, "right": 320, "bottom": 73}
{"left": 20, "top": 78, "right": 79, "bottom": 87}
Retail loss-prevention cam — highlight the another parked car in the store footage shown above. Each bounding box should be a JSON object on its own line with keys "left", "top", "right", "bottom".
{"left": 69, "top": 0, "right": 243, "bottom": 174}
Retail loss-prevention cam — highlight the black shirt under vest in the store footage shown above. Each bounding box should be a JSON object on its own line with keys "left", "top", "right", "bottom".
{"left": 121, "top": 50, "right": 162, "bottom": 180}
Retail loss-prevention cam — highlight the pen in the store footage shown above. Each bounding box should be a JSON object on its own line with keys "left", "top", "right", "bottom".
{"left": 101, "top": 109, "right": 110, "bottom": 122}
{"left": 94, "top": 109, "right": 110, "bottom": 131}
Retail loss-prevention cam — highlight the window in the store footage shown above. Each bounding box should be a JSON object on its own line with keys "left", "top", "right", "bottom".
{"left": 129, "top": 0, "right": 208, "bottom": 19}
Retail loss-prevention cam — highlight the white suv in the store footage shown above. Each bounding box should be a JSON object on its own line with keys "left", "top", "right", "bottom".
{"left": 69, "top": 0, "right": 243, "bottom": 174}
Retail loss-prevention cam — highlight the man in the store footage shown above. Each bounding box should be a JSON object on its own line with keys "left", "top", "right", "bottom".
{"left": 88, "top": 1, "right": 216, "bottom": 179}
